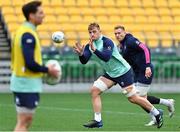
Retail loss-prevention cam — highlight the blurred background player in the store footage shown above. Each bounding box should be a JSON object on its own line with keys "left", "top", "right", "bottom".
{"left": 10, "top": 1, "right": 59, "bottom": 131}
{"left": 114, "top": 25, "right": 175, "bottom": 126}
{"left": 73, "top": 22, "right": 163, "bottom": 129}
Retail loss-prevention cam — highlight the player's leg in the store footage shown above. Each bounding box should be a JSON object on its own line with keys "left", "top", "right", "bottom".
{"left": 83, "top": 76, "right": 115, "bottom": 128}
{"left": 13, "top": 92, "right": 39, "bottom": 131}
{"left": 117, "top": 69, "right": 163, "bottom": 128}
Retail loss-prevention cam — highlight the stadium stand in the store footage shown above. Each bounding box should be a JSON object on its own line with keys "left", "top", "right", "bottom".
{"left": 0, "top": 0, "right": 179, "bottom": 48}
{"left": 0, "top": 0, "right": 180, "bottom": 84}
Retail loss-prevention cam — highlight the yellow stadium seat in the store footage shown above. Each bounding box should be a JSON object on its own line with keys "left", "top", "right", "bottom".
{"left": 142, "top": 0, "right": 155, "bottom": 7}
{"left": 44, "top": 15, "right": 57, "bottom": 23}
{"left": 154, "top": 0, "right": 168, "bottom": 7}
{"left": 144, "top": 32, "right": 159, "bottom": 48}
{"left": 48, "top": 23, "right": 62, "bottom": 32}
{"left": 144, "top": 7, "right": 158, "bottom": 16}
{"left": 133, "top": 32, "right": 146, "bottom": 43}
{"left": 158, "top": 7, "right": 171, "bottom": 15}
{"left": 168, "top": 0, "right": 180, "bottom": 8}
{"left": 43, "top": 6, "right": 54, "bottom": 15}
{"left": 124, "top": 24, "right": 142, "bottom": 32}
{"left": 38, "top": 31, "right": 50, "bottom": 39}
{"left": 60, "top": 23, "right": 76, "bottom": 32}
{"left": 4, "top": 14, "right": 18, "bottom": 23}
{"left": 37, "top": 24, "right": 50, "bottom": 32}
{"left": 78, "top": 31, "right": 89, "bottom": 40}
{"left": 89, "top": 0, "right": 102, "bottom": 7}
{"left": 76, "top": 0, "right": 89, "bottom": 7}
{"left": 129, "top": 0, "right": 142, "bottom": 7}
{"left": 155, "top": 24, "right": 171, "bottom": 32}
{"left": 174, "top": 16, "right": 180, "bottom": 24}
{"left": 132, "top": 8, "right": 145, "bottom": 15}
{"left": 41, "top": 0, "right": 50, "bottom": 6}
{"left": 8, "top": 23, "right": 20, "bottom": 32}
{"left": 12, "top": 0, "right": 24, "bottom": 6}
{"left": 69, "top": 15, "right": 83, "bottom": 23}
{"left": 96, "top": 15, "right": 108, "bottom": 23}
{"left": 172, "top": 32, "right": 180, "bottom": 45}
{"left": 0, "top": 0, "right": 11, "bottom": 6}
{"left": 159, "top": 32, "right": 173, "bottom": 48}
{"left": 171, "top": 24, "right": 180, "bottom": 32}
{"left": 63, "top": 0, "right": 76, "bottom": 7}
{"left": 83, "top": 15, "right": 96, "bottom": 23}
{"left": 171, "top": 8, "right": 180, "bottom": 16}
{"left": 80, "top": 39, "right": 89, "bottom": 45}
{"left": 80, "top": 7, "right": 92, "bottom": 15}
{"left": 40, "top": 39, "right": 52, "bottom": 47}
{"left": 147, "top": 15, "right": 161, "bottom": 24}
{"left": 67, "top": 39, "right": 77, "bottom": 47}
{"left": 119, "top": 8, "right": 133, "bottom": 16}
{"left": 65, "top": 31, "right": 78, "bottom": 45}
{"left": 116, "top": 0, "right": 129, "bottom": 7}
{"left": 54, "top": 7, "right": 68, "bottom": 15}
{"left": 106, "top": 7, "right": 119, "bottom": 16}
{"left": 160, "top": 16, "right": 173, "bottom": 24}
{"left": 93, "top": 8, "right": 106, "bottom": 16}
{"left": 122, "top": 16, "right": 135, "bottom": 23}
{"left": 135, "top": 16, "right": 148, "bottom": 23}
{"left": 50, "top": 0, "right": 63, "bottom": 6}
{"left": 142, "top": 24, "right": 156, "bottom": 32}
{"left": 75, "top": 24, "right": 87, "bottom": 32}
{"left": 103, "top": 0, "right": 115, "bottom": 7}
{"left": 57, "top": 15, "right": 70, "bottom": 23}
{"left": 15, "top": 6, "right": 23, "bottom": 15}
{"left": 17, "top": 14, "right": 26, "bottom": 22}
{"left": 108, "top": 15, "right": 121, "bottom": 23}
{"left": 100, "top": 23, "right": 113, "bottom": 32}
{"left": 1, "top": 7, "right": 14, "bottom": 14}
{"left": 67, "top": 7, "right": 81, "bottom": 15}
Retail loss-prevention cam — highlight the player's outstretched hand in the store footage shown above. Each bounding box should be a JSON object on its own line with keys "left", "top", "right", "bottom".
{"left": 47, "top": 64, "right": 59, "bottom": 78}
{"left": 73, "top": 42, "right": 84, "bottom": 56}
{"left": 89, "top": 38, "right": 96, "bottom": 52}
{"left": 145, "top": 67, "right": 152, "bottom": 78}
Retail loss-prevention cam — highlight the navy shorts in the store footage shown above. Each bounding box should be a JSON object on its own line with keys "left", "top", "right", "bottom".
{"left": 103, "top": 68, "right": 134, "bottom": 88}
{"left": 134, "top": 65, "right": 154, "bottom": 85}
{"left": 13, "top": 92, "right": 40, "bottom": 109}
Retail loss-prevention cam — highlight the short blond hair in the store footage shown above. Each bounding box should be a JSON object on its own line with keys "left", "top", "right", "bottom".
{"left": 114, "top": 25, "right": 125, "bottom": 30}
{"left": 88, "top": 22, "right": 100, "bottom": 31}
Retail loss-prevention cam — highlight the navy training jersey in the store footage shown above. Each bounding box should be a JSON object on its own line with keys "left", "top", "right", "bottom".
{"left": 120, "top": 33, "right": 152, "bottom": 72}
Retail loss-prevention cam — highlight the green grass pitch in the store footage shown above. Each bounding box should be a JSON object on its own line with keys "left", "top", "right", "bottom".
{"left": 0, "top": 93, "right": 180, "bottom": 131}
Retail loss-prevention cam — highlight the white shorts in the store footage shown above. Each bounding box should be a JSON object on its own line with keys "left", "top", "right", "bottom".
{"left": 135, "top": 82, "right": 150, "bottom": 96}
{"left": 16, "top": 106, "right": 35, "bottom": 114}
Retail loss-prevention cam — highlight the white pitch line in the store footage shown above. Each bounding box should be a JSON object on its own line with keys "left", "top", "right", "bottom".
{"left": 0, "top": 104, "right": 178, "bottom": 118}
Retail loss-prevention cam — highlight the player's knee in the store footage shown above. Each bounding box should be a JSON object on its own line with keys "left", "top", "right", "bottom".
{"left": 91, "top": 87, "right": 101, "bottom": 96}
{"left": 128, "top": 95, "right": 138, "bottom": 104}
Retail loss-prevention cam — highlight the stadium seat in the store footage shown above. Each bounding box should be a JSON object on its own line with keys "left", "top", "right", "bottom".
{"left": 80, "top": 7, "right": 93, "bottom": 15}
{"left": 116, "top": 0, "right": 129, "bottom": 7}
{"left": 103, "top": 0, "right": 115, "bottom": 7}
{"left": 56, "top": 15, "right": 70, "bottom": 23}
{"left": 154, "top": 0, "right": 168, "bottom": 7}
{"left": 147, "top": 16, "right": 161, "bottom": 24}
{"left": 83, "top": 15, "right": 96, "bottom": 23}
{"left": 69, "top": 15, "right": 83, "bottom": 23}
{"left": 171, "top": 8, "right": 180, "bottom": 16}
{"left": 41, "top": 0, "right": 50, "bottom": 6}
{"left": 38, "top": 31, "right": 50, "bottom": 39}
{"left": 132, "top": 7, "right": 145, "bottom": 15}
{"left": 159, "top": 32, "right": 173, "bottom": 48}
{"left": 122, "top": 16, "right": 134, "bottom": 23}
{"left": 142, "top": 0, "right": 155, "bottom": 7}
{"left": 160, "top": 16, "right": 173, "bottom": 24}
{"left": 168, "top": 0, "right": 180, "bottom": 8}
{"left": 43, "top": 6, "right": 54, "bottom": 15}
{"left": 14, "top": 6, "right": 23, "bottom": 15}
{"left": 96, "top": 15, "right": 109, "bottom": 23}
{"left": 129, "top": 0, "right": 142, "bottom": 7}
{"left": 0, "top": 0, "right": 11, "bottom": 6}
{"left": 50, "top": 0, "right": 63, "bottom": 6}
{"left": 90, "top": 0, "right": 102, "bottom": 7}
{"left": 119, "top": 8, "right": 132, "bottom": 16}
{"left": 133, "top": 32, "right": 146, "bottom": 43}
{"left": 144, "top": 32, "right": 160, "bottom": 48}
{"left": 144, "top": 7, "right": 158, "bottom": 16}
{"left": 63, "top": 0, "right": 76, "bottom": 7}
{"left": 92, "top": 8, "right": 106, "bottom": 16}
{"left": 106, "top": 7, "right": 120, "bottom": 16}
{"left": 135, "top": 16, "right": 148, "bottom": 23}
{"left": 158, "top": 7, "right": 171, "bottom": 16}
{"left": 40, "top": 39, "right": 52, "bottom": 47}
{"left": 44, "top": 15, "right": 57, "bottom": 23}
{"left": 54, "top": 7, "right": 68, "bottom": 15}
{"left": 1, "top": 7, "right": 14, "bottom": 14}
{"left": 4, "top": 14, "right": 19, "bottom": 23}
{"left": 12, "top": 0, "right": 24, "bottom": 6}
{"left": 76, "top": 0, "right": 89, "bottom": 7}
{"left": 67, "top": 7, "right": 81, "bottom": 15}
{"left": 108, "top": 15, "right": 121, "bottom": 23}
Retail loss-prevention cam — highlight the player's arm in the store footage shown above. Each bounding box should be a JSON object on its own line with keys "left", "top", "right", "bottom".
{"left": 127, "top": 37, "right": 151, "bottom": 67}
{"left": 79, "top": 44, "right": 92, "bottom": 64}
{"left": 22, "top": 33, "right": 48, "bottom": 73}
{"left": 93, "top": 39, "right": 114, "bottom": 62}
